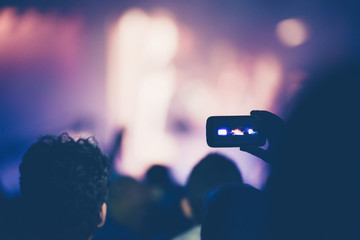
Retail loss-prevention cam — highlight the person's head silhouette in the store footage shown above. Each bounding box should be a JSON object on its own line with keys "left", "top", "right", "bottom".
{"left": 182, "top": 153, "right": 243, "bottom": 225}
{"left": 267, "top": 57, "right": 360, "bottom": 239}
{"left": 201, "top": 183, "right": 265, "bottom": 240}
{"left": 19, "top": 133, "right": 110, "bottom": 240}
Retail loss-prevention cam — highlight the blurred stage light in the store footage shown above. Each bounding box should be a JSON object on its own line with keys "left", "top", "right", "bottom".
{"left": 107, "top": 8, "right": 179, "bottom": 177}
{"left": 0, "top": 8, "right": 15, "bottom": 36}
{"left": 0, "top": 161, "right": 20, "bottom": 197}
{"left": 107, "top": 8, "right": 279, "bottom": 188}
{"left": 276, "top": 18, "right": 308, "bottom": 47}
{"left": 0, "top": 7, "right": 84, "bottom": 69}
{"left": 252, "top": 54, "right": 283, "bottom": 110}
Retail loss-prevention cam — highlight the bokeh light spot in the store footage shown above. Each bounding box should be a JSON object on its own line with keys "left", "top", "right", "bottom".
{"left": 276, "top": 18, "right": 308, "bottom": 47}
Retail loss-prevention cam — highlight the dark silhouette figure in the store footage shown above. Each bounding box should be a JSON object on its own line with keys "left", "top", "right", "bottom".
{"left": 267, "top": 58, "right": 360, "bottom": 239}
{"left": 173, "top": 153, "right": 243, "bottom": 240}
{"left": 201, "top": 183, "right": 265, "bottom": 240}
{"left": 242, "top": 57, "right": 360, "bottom": 239}
{"left": 19, "top": 133, "right": 110, "bottom": 240}
{"left": 143, "top": 165, "right": 191, "bottom": 239}
{"left": 108, "top": 129, "right": 124, "bottom": 168}
{"left": 145, "top": 165, "right": 175, "bottom": 189}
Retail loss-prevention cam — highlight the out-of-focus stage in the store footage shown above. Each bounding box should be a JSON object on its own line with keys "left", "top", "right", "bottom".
{"left": 1, "top": 0, "right": 357, "bottom": 196}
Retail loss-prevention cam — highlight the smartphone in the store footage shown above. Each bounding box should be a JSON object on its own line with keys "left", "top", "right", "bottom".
{"left": 206, "top": 116, "right": 266, "bottom": 147}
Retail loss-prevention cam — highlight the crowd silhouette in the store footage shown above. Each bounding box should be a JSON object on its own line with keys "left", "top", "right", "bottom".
{"left": 1, "top": 56, "right": 360, "bottom": 240}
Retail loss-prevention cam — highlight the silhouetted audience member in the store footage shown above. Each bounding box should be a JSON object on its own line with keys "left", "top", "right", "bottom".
{"left": 242, "top": 57, "right": 360, "bottom": 239}
{"left": 144, "top": 165, "right": 191, "bottom": 239}
{"left": 173, "top": 153, "right": 243, "bottom": 240}
{"left": 19, "top": 133, "right": 110, "bottom": 240}
{"left": 201, "top": 183, "right": 265, "bottom": 240}
{"left": 145, "top": 165, "right": 174, "bottom": 189}
{"left": 268, "top": 58, "right": 360, "bottom": 239}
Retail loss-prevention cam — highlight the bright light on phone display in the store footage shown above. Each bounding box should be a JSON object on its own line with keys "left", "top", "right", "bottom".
{"left": 217, "top": 127, "right": 258, "bottom": 136}
{"left": 231, "top": 129, "right": 244, "bottom": 135}
{"left": 247, "top": 128, "right": 256, "bottom": 135}
{"left": 208, "top": 116, "right": 265, "bottom": 147}
{"left": 217, "top": 129, "right": 228, "bottom": 136}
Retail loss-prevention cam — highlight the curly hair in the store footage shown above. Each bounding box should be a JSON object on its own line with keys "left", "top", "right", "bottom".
{"left": 19, "top": 133, "right": 110, "bottom": 240}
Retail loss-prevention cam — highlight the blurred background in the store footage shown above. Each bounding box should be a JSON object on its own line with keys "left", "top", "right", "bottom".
{"left": 1, "top": 0, "right": 359, "bottom": 197}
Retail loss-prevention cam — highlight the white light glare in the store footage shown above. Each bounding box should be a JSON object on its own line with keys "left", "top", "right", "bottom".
{"left": 231, "top": 129, "right": 244, "bottom": 135}
{"left": 247, "top": 128, "right": 256, "bottom": 135}
{"left": 218, "top": 129, "right": 228, "bottom": 136}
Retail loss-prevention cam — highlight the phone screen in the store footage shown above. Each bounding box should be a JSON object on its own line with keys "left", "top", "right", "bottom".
{"left": 206, "top": 116, "right": 265, "bottom": 147}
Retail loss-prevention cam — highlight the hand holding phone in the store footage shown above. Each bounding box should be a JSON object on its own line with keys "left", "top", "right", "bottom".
{"left": 206, "top": 111, "right": 286, "bottom": 164}
{"left": 240, "top": 111, "right": 286, "bottom": 163}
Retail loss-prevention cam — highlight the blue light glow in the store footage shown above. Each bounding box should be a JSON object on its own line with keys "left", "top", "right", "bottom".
{"left": 247, "top": 128, "right": 256, "bottom": 135}
{"left": 218, "top": 129, "right": 228, "bottom": 136}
